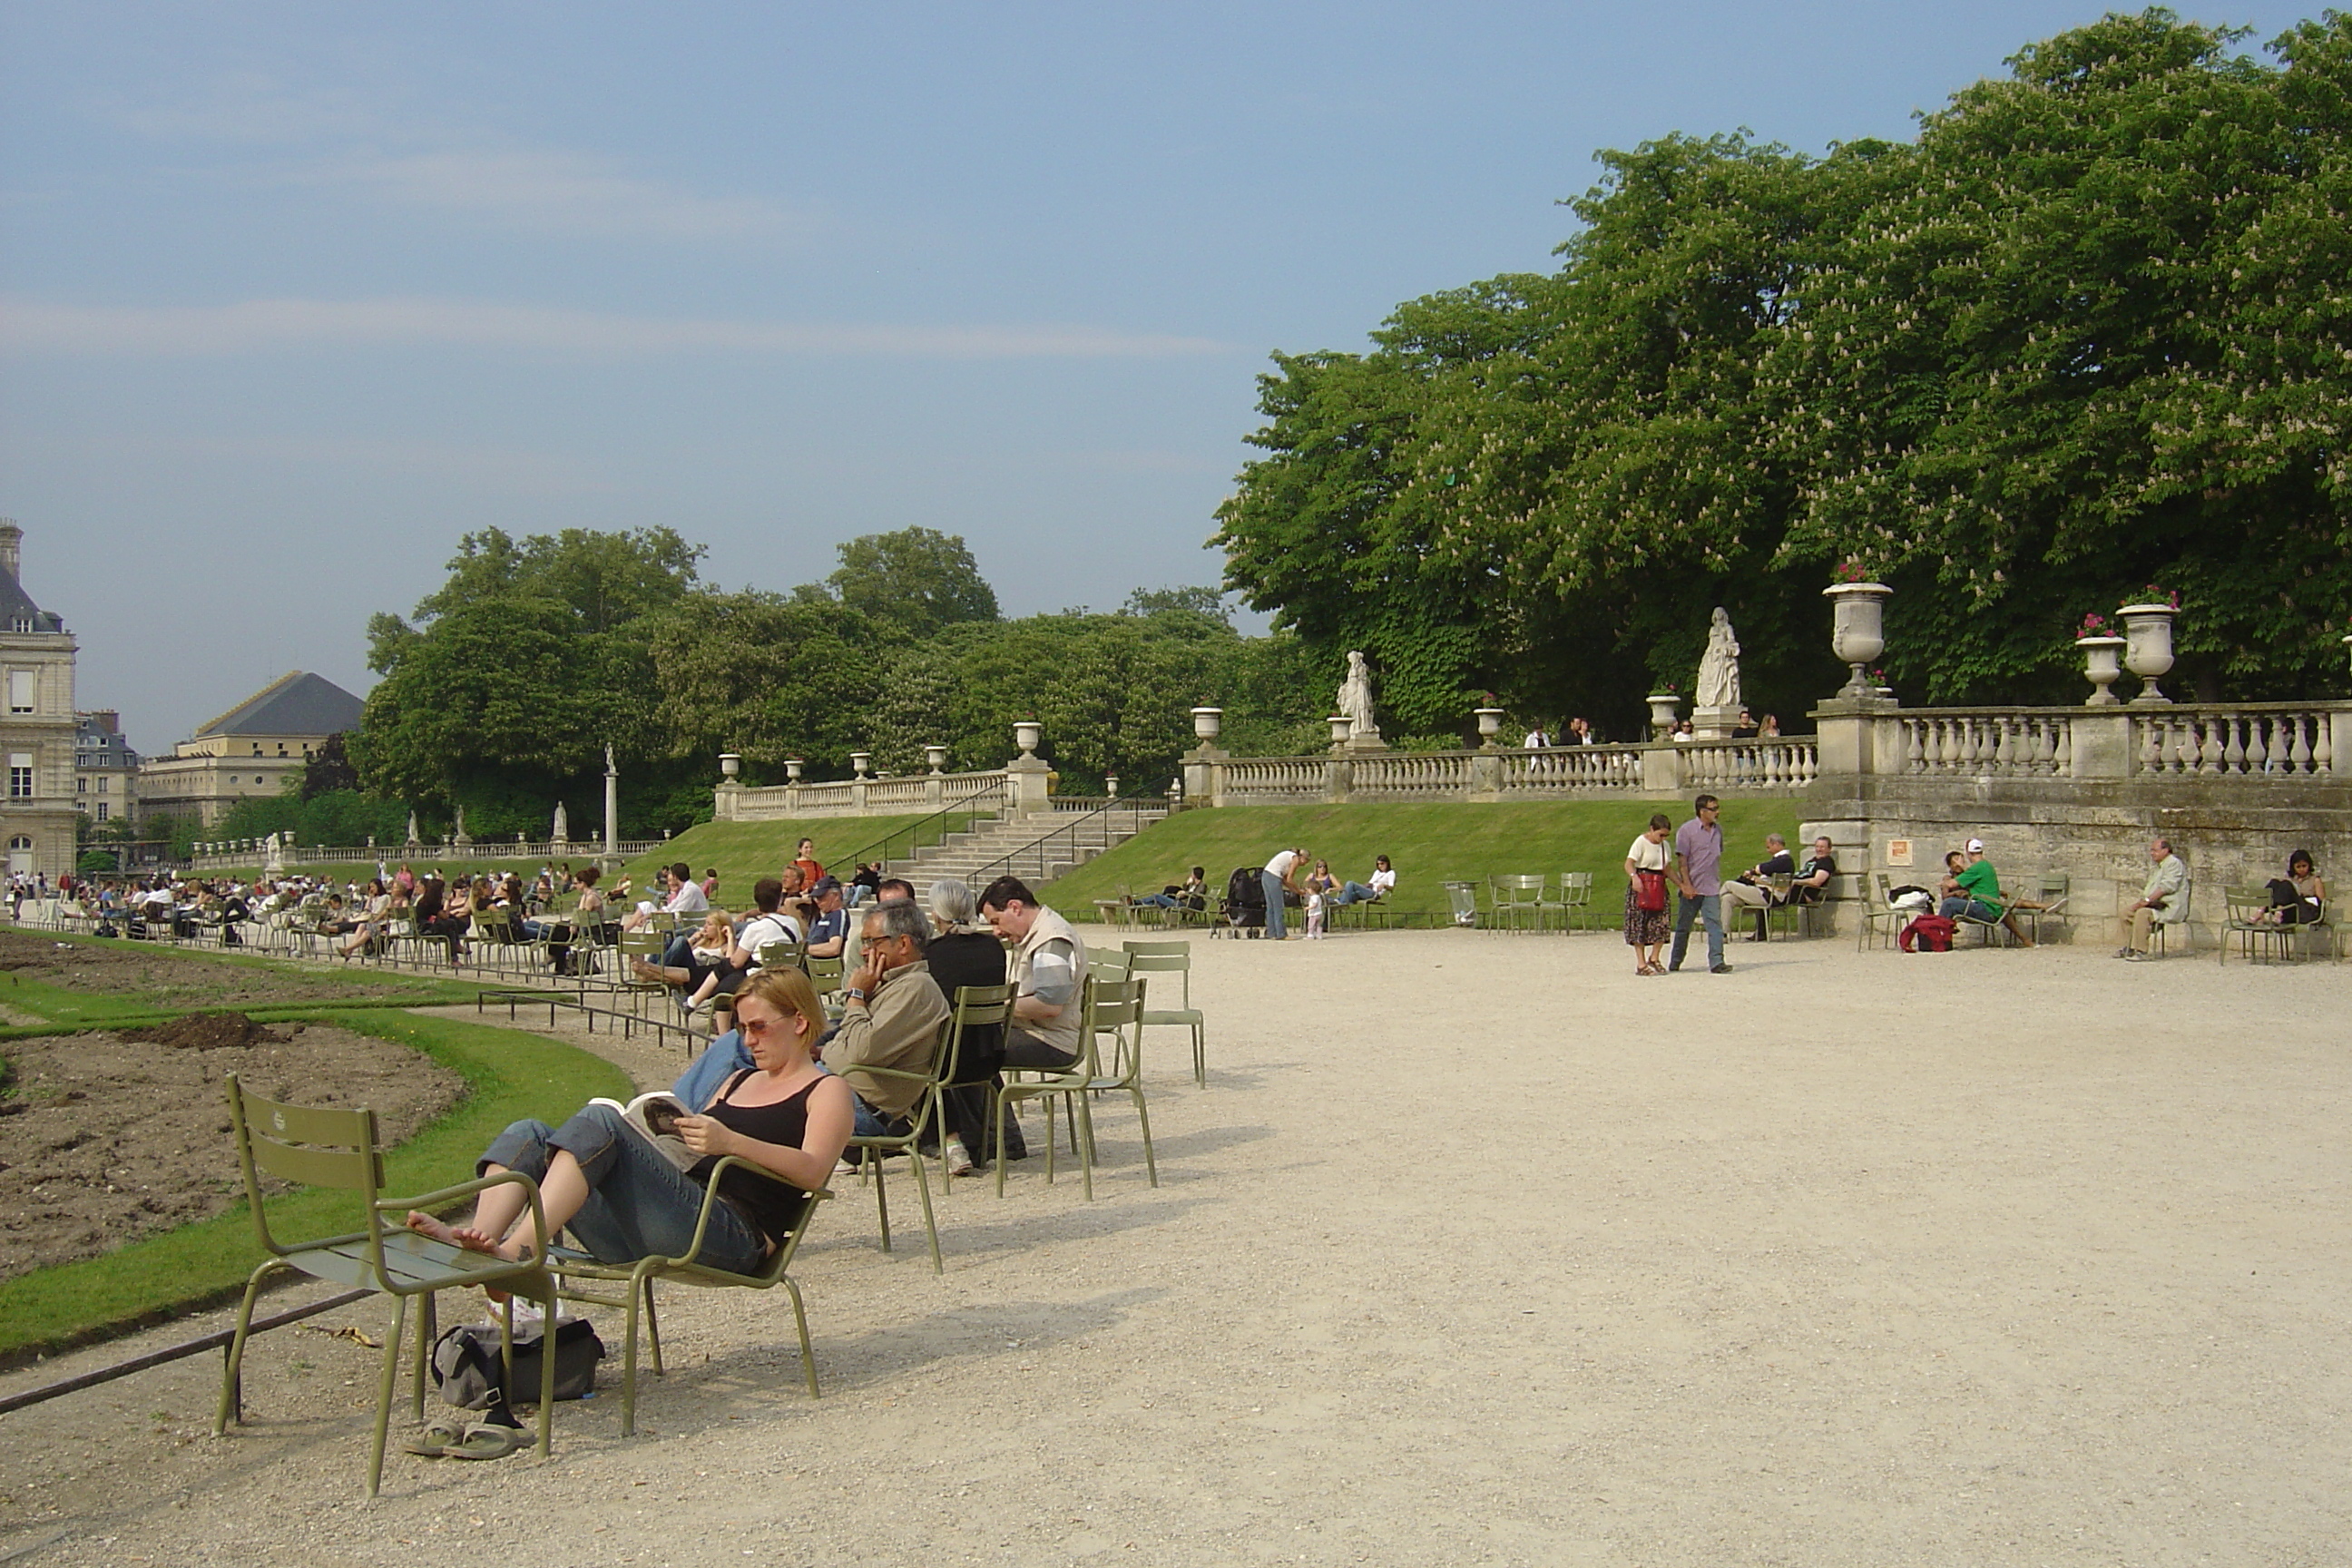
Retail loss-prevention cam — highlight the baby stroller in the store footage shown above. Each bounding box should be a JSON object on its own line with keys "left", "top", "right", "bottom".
{"left": 1220, "top": 866, "right": 1266, "bottom": 937}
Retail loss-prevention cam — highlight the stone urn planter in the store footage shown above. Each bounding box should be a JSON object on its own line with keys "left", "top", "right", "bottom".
{"left": 783, "top": 758, "right": 803, "bottom": 783}
{"left": 850, "top": 750, "right": 872, "bottom": 778}
{"left": 719, "top": 751, "right": 741, "bottom": 780}
{"left": 1646, "top": 693, "right": 1680, "bottom": 738}
{"left": 1191, "top": 707, "right": 1222, "bottom": 743}
{"left": 1328, "top": 714, "right": 1355, "bottom": 750}
{"left": 1014, "top": 720, "right": 1044, "bottom": 758}
{"left": 2074, "top": 636, "right": 2127, "bottom": 705}
{"left": 1824, "top": 582, "right": 1893, "bottom": 698}
{"left": 2119, "top": 603, "right": 2177, "bottom": 703}
{"left": 1473, "top": 708, "right": 1505, "bottom": 747}
{"left": 924, "top": 744, "right": 948, "bottom": 773}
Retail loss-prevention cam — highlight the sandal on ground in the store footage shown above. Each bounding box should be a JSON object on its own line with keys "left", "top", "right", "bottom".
{"left": 402, "top": 1415, "right": 467, "bottom": 1456}
{"left": 443, "top": 1419, "right": 526, "bottom": 1460}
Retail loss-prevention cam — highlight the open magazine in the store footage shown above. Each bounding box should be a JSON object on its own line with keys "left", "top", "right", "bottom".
{"left": 588, "top": 1092, "right": 697, "bottom": 1172}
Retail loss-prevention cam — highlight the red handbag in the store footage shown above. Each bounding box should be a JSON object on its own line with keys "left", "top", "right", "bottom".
{"left": 1635, "top": 868, "right": 1668, "bottom": 913}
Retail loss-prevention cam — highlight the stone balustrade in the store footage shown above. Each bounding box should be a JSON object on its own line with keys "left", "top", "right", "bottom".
{"left": 714, "top": 768, "right": 1020, "bottom": 821}
{"left": 1885, "top": 702, "right": 2340, "bottom": 783}
{"left": 1190, "top": 738, "right": 1814, "bottom": 807}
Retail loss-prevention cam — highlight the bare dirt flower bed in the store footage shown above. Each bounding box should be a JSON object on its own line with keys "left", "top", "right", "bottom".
{"left": 0, "top": 929, "right": 446, "bottom": 1011}
{"left": 0, "top": 1018, "right": 463, "bottom": 1281}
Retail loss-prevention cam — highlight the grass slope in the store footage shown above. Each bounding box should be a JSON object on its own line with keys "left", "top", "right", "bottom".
{"left": 0, "top": 1008, "right": 631, "bottom": 1361}
{"left": 1040, "top": 799, "right": 1809, "bottom": 926}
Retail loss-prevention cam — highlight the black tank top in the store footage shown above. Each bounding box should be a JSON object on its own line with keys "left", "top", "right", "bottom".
{"left": 691, "top": 1071, "right": 820, "bottom": 1244}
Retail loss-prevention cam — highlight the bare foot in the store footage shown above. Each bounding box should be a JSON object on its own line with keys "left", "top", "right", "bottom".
{"left": 406, "top": 1211, "right": 506, "bottom": 1257}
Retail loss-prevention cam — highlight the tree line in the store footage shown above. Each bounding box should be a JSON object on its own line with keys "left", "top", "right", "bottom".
{"left": 1212, "top": 9, "right": 2352, "bottom": 739}
{"left": 198, "top": 524, "right": 1335, "bottom": 846}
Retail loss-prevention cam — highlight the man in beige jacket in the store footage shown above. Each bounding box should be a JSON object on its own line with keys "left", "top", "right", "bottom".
{"left": 824, "top": 897, "right": 950, "bottom": 1136}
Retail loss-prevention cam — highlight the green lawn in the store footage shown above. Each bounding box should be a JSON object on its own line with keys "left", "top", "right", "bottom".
{"left": 0, "top": 1007, "right": 632, "bottom": 1360}
{"left": 1039, "top": 798, "right": 1810, "bottom": 926}
{"left": 615, "top": 813, "right": 985, "bottom": 904}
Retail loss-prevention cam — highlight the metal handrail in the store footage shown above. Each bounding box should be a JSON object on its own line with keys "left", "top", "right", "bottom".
{"left": 835, "top": 777, "right": 1012, "bottom": 873}
{"left": 961, "top": 784, "right": 1171, "bottom": 888}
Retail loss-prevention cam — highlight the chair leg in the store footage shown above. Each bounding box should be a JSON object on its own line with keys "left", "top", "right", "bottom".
{"left": 622, "top": 1268, "right": 645, "bottom": 1437}
{"left": 368, "top": 1293, "right": 407, "bottom": 1498}
{"left": 410, "top": 1289, "right": 436, "bottom": 1419}
{"left": 993, "top": 1088, "right": 1010, "bottom": 1199}
{"left": 1073, "top": 1092, "right": 1096, "bottom": 1202}
{"left": 531, "top": 1283, "right": 555, "bottom": 1462}
{"left": 784, "top": 1277, "right": 819, "bottom": 1397}
{"left": 1191, "top": 1023, "right": 1205, "bottom": 1087}
{"left": 907, "top": 1151, "right": 942, "bottom": 1275}
{"left": 871, "top": 1157, "right": 894, "bottom": 1253}
{"left": 641, "top": 1278, "right": 662, "bottom": 1376}
{"left": 1130, "top": 1087, "right": 1158, "bottom": 1188}
{"left": 213, "top": 1261, "right": 281, "bottom": 1434}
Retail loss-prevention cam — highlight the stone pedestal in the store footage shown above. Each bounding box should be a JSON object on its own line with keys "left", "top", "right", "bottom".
{"left": 1183, "top": 744, "right": 1228, "bottom": 808}
{"left": 1690, "top": 705, "right": 1741, "bottom": 740}
{"left": 1006, "top": 753, "right": 1054, "bottom": 815}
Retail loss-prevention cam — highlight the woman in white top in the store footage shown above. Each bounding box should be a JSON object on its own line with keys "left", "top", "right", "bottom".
{"left": 1623, "top": 813, "right": 1674, "bottom": 975}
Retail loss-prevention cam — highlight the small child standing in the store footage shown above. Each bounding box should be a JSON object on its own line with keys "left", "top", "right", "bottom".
{"left": 1304, "top": 889, "right": 1327, "bottom": 939}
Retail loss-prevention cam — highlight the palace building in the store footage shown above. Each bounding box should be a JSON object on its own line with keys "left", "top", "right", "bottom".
{"left": 0, "top": 522, "right": 80, "bottom": 879}
{"left": 134, "top": 671, "right": 367, "bottom": 827}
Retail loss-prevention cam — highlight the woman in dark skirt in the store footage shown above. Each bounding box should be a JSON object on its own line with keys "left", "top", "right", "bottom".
{"left": 1623, "top": 812, "right": 1674, "bottom": 975}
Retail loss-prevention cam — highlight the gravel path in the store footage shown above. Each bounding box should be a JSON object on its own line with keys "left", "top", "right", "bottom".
{"left": 0, "top": 928, "right": 2345, "bottom": 1566}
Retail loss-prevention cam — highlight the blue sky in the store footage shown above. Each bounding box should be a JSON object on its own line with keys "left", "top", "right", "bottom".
{"left": 0, "top": 2, "right": 2315, "bottom": 752}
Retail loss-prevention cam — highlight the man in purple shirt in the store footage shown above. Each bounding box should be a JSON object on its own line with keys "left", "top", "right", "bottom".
{"left": 1669, "top": 794, "right": 1731, "bottom": 975}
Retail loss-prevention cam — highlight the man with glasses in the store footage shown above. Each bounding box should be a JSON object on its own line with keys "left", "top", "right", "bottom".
{"left": 1668, "top": 795, "right": 1731, "bottom": 974}
{"left": 823, "top": 898, "right": 951, "bottom": 1140}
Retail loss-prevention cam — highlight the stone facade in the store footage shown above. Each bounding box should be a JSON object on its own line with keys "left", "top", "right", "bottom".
{"left": 0, "top": 523, "right": 80, "bottom": 879}
{"left": 136, "top": 671, "right": 365, "bottom": 827}
{"left": 74, "top": 710, "right": 139, "bottom": 828}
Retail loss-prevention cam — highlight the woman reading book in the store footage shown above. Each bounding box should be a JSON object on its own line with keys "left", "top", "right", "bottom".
{"left": 407, "top": 967, "right": 851, "bottom": 1275}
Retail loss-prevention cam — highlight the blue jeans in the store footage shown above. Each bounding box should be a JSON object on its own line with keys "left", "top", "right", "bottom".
{"left": 1670, "top": 892, "right": 1724, "bottom": 970}
{"left": 1332, "top": 882, "right": 1380, "bottom": 906}
{"left": 480, "top": 1107, "right": 764, "bottom": 1274}
{"left": 1939, "top": 897, "right": 2000, "bottom": 923}
{"left": 1133, "top": 893, "right": 1177, "bottom": 908}
{"left": 1262, "top": 870, "right": 1287, "bottom": 939}
{"left": 672, "top": 1033, "right": 755, "bottom": 1110}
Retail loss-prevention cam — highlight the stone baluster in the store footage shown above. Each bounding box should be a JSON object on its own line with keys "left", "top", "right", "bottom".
{"left": 2312, "top": 713, "right": 2334, "bottom": 774}
{"left": 2210, "top": 717, "right": 2234, "bottom": 775}
{"left": 2289, "top": 714, "right": 2313, "bottom": 774}
{"left": 2267, "top": 716, "right": 2291, "bottom": 775}
{"left": 2053, "top": 720, "right": 2073, "bottom": 777}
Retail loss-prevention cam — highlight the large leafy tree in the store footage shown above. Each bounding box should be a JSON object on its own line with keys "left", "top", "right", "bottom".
{"left": 1217, "top": 9, "right": 2352, "bottom": 715}
{"left": 824, "top": 525, "right": 1000, "bottom": 639}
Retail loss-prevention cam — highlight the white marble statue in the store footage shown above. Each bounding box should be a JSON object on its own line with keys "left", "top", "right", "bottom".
{"left": 551, "top": 801, "right": 569, "bottom": 844}
{"left": 1337, "top": 650, "right": 1382, "bottom": 742}
{"left": 1695, "top": 608, "right": 1741, "bottom": 711}
{"left": 405, "top": 811, "right": 420, "bottom": 846}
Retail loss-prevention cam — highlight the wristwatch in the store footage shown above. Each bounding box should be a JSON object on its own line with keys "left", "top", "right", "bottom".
{"left": 843, "top": 986, "right": 869, "bottom": 1004}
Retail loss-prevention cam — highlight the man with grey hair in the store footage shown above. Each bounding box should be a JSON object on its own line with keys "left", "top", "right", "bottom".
{"left": 1720, "top": 830, "right": 1796, "bottom": 936}
{"left": 824, "top": 897, "right": 952, "bottom": 1139}
{"left": 2119, "top": 837, "right": 2189, "bottom": 960}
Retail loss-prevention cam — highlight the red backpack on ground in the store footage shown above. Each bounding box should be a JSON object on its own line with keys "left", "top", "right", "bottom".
{"left": 1899, "top": 914, "right": 1956, "bottom": 952}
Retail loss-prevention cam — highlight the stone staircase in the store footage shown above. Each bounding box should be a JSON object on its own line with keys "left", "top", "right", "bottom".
{"left": 887, "top": 800, "right": 1168, "bottom": 889}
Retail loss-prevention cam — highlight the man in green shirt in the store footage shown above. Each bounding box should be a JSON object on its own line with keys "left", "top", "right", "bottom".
{"left": 1940, "top": 838, "right": 2034, "bottom": 946}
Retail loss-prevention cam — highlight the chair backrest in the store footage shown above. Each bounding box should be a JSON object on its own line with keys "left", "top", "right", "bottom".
{"left": 806, "top": 953, "right": 845, "bottom": 995}
{"left": 224, "top": 1072, "right": 386, "bottom": 1263}
{"left": 1121, "top": 942, "right": 1192, "bottom": 1008}
{"left": 1088, "top": 949, "right": 1133, "bottom": 979}
{"left": 1086, "top": 975, "right": 1147, "bottom": 1083}
{"left": 1561, "top": 872, "right": 1593, "bottom": 904}
{"left": 946, "top": 982, "right": 1011, "bottom": 1082}
{"left": 2036, "top": 872, "right": 2070, "bottom": 901}
{"left": 2223, "top": 884, "right": 2271, "bottom": 918}
{"left": 757, "top": 940, "right": 808, "bottom": 973}
{"left": 1494, "top": 875, "right": 1544, "bottom": 904}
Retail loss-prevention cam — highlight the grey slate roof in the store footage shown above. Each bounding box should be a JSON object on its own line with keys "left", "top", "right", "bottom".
{"left": 195, "top": 671, "right": 366, "bottom": 739}
{"left": 0, "top": 561, "right": 63, "bottom": 633}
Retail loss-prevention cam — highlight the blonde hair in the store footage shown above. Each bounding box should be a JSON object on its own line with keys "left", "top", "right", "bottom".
{"left": 735, "top": 965, "right": 822, "bottom": 1034}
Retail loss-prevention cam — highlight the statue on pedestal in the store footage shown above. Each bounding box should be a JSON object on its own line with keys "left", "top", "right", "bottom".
{"left": 1337, "top": 650, "right": 1385, "bottom": 749}
{"left": 1690, "top": 608, "right": 1744, "bottom": 739}
{"left": 405, "top": 811, "right": 420, "bottom": 847}
{"left": 551, "top": 801, "right": 569, "bottom": 846}
{"left": 1696, "top": 609, "right": 1741, "bottom": 711}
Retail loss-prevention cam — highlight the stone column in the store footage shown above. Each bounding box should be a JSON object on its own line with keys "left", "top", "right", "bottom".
{"left": 1467, "top": 748, "right": 1503, "bottom": 803}
{"left": 1325, "top": 754, "right": 1352, "bottom": 804}
{"left": 1640, "top": 742, "right": 1684, "bottom": 799}
{"left": 2069, "top": 708, "right": 2134, "bottom": 780}
{"left": 1006, "top": 722, "right": 1054, "bottom": 815}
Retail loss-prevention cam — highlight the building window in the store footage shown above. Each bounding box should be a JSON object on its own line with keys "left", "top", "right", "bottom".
{"left": 96, "top": 776, "right": 108, "bottom": 793}
{"left": 76, "top": 775, "right": 87, "bottom": 793}
{"left": 8, "top": 755, "right": 31, "bottom": 799}
{"left": 6, "top": 671, "right": 30, "bottom": 714}
{"left": 94, "top": 802, "right": 109, "bottom": 821}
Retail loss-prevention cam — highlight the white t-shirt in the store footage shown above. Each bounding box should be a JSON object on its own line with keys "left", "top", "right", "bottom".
{"left": 666, "top": 881, "right": 710, "bottom": 915}
{"left": 1264, "top": 850, "right": 1299, "bottom": 878}
{"left": 1626, "top": 834, "right": 1670, "bottom": 871}
{"left": 738, "top": 912, "right": 802, "bottom": 959}
{"left": 1369, "top": 867, "right": 1396, "bottom": 894}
